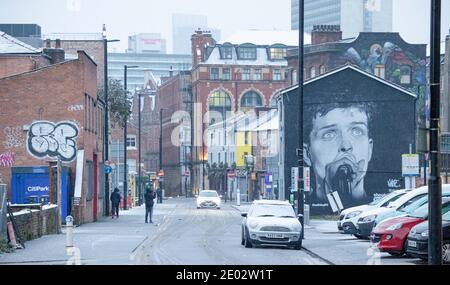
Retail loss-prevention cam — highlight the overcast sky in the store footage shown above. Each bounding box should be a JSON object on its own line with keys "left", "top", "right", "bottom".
{"left": 1, "top": 0, "right": 449, "bottom": 53}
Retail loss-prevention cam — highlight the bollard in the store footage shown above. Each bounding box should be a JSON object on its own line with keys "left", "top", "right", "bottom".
{"left": 66, "top": 215, "right": 74, "bottom": 248}
{"left": 237, "top": 188, "right": 241, "bottom": 206}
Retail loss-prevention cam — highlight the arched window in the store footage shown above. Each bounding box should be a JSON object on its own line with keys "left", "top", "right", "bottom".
{"left": 310, "top": 66, "right": 316, "bottom": 78}
{"left": 240, "top": 91, "right": 263, "bottom": 108}
{"left": 208, "top": 90, "right": 232, "bottom": 125}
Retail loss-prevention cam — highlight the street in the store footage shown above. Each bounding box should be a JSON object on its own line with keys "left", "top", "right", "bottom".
{"left": 0, "top": 197, "right": 431, "bottom": 265}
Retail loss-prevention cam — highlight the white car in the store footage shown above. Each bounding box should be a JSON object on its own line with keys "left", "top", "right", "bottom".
{"left": 337, "top": 190, "right": 407, "bottom": 235}
{"left": 241, "top": 200, "right": 303, "bottom": 250}
{"left": 196, "top": 190, "right": 221, "bottom": 209}
{"left": 356, "top": 184, "right": 450, "bottom": 238}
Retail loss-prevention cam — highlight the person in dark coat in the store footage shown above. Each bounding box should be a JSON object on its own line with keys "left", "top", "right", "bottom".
{"left": 144, "top": 187, "right": 155, "bottom": 223}
{"left": 111, "top": 188, "right": 121, "bottom": 219}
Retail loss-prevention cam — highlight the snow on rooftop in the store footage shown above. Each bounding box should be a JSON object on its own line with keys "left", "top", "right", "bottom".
{"left": 219, "top": 30, "right": 310, "bottom": 46}
{"left": 0, "top": 31, "right": 42, "bottom": 54}
{"left": 43, "top": 33, "right": 104, "bottom": 41}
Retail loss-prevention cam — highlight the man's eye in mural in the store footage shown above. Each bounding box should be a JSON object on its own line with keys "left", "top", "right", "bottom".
{"left": 319, "top": 129, "right": 338, "bottom": 140}
{"left": 350, "top": 126, "right": 366, "bottom": 137}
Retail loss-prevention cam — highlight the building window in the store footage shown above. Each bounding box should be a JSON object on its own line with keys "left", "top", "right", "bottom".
{"left": 223, "top": 68, "right": 231, "bottom": 80}
{"left": 126, "top": 135, "right": 137, "bottom": 149}
{"left": 269, "top": 47, "right": 287, "bottom": 60}
{"left": 292, "top": 70, "right": 297, "bottom": 84}
{"left": 309, "top": 66, "right": 316, "bottom": 78}
{"left": 210, "top": 67, "right": 219, "bottom": 80}
{"left": 374, "top": 64, "right": 385, "bottom": 79}
{"left": 245, "top": 131, "right": 249, "bottom": 145}
{"left": 208, "top": 90, "right": 232, "bottom": 125}
{"left": 319, "top": 65, "right": 326, "bottom": 75}
{"left": 241, "top": 91, "right": 263, "bottom": 108}
{"left": 254, "top": 69, "right": 262, "bottom": 80}
{"left": 400, "top": 66, "right": 412, "bottom": 85}
{"left": 242, "top": 68, "right": 250, "bottom": 80}
{"left": 273, "top": 69, "right": 282, "bottom": 81}
{"left": 220, "top": 45, "right": 233, "bottom": 59}
{"left": 238, "top": 46, "right": 257, "bottom": 60}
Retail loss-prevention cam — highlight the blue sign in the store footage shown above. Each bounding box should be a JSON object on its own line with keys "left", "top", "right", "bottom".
{"left": 104, "top": 165, "right": 113, "bottom": 174}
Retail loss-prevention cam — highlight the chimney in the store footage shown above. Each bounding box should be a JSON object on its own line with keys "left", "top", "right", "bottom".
{"left": 311, "top": 25, "right": 342, "bottom": 45}
{"left": 43, "top": 38, "right": 65, "bottom": 64}
{"left": 169, "top": 66, "right": 173, "bottom": 77}
{"left": 191, "top": 29, "right": 216, "bottom": 67}
{"left": 55, "top": 38, "right": 61, "bottom": 49}
{"left": 45, "top": 38, "right": 51, "bottom": 48}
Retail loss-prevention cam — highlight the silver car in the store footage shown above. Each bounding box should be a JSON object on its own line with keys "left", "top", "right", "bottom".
{"left": 241, "top": 200, "right": 303, "bottom": 250}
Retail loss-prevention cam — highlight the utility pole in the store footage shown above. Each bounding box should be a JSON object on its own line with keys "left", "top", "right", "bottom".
{"left": 57, "top": 157, "right": 62, "bottom": 234}
{"left": 297, "top": 0, "right": 305, "bottom": 241}
{"left": 138, "top": 91, "right": 142, "bottom": 206}
{"left": 428, "top": 0, "right": 442, "bottom": 265}
{"left": 123, "top": 65, "right": 128, "bottom": 211}
{"left": 102, "top": 25, "right": 119, "bottom": 216}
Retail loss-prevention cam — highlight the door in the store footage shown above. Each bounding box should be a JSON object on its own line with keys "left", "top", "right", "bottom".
{"left": 93, "top": 154, "right": 98, "bottom": 221}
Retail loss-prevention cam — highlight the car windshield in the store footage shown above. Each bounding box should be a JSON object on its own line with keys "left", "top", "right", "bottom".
{"left": 408, "top": 201, "right": 450, "bottom": 219}
{"left": 444, "top": 210, "right": 450, "bottom": 222}
{"left": 369, "top": 191, "right": 404, "bottom": 206}
{"left": 399, "top": 196, "right": 428, "bottom": 213}
{"left": 250, "top": 204, "right": 296, "bottom": 218}
{"left": 199, "top": 191, "right": 218, "bottom": 197}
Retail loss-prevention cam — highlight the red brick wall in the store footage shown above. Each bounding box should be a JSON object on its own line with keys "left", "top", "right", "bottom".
{"left": 0, "top": 55, "right": 51, "bottom": 79}
{"left": 0, "top": 51, "right": 102, "bottom": 224}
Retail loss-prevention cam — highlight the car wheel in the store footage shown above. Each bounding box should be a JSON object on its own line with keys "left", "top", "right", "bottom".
{"left": 217, "top": 207, "right": 221, "bottom": 209}
{"left": 388, "top": 252, "right": 404, "bottom": 257}
{"left": 293, "top": 239, "right": 302, "bottom": 250}
{"left": 244, "top": 227, "right": 253, "bottom": 248}
{"left": 197, "top": 206, "right": 200, "bottom": 209}
{"left": 241, "top": 228, "right": 245, "bottom": 245}
{"left": 443, "top": 243, "right": 450, "bottom": 264}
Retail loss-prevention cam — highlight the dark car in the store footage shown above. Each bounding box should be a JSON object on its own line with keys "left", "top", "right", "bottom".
{"left": 406, "top": 202, "right": 450, "bottom": 263}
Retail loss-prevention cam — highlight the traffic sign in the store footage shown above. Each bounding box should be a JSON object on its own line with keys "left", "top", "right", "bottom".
{"left": 104, "top": 165, "right": 113, "bottom": 174}
{"left": 402, "top": 154, "right": 420, "bottom": 176}
{"left": 304, "top": 167, "right": 311, "bottom": 192}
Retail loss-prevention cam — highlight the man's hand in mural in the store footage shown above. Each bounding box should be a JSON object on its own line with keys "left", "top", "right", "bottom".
{"left": 323, "top": 155, "right": 366, "bottom": 201}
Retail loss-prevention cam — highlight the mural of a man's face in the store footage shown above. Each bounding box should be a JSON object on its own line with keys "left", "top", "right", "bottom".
{"left": 305, "top": 107, "right": 373, "bottom": 200}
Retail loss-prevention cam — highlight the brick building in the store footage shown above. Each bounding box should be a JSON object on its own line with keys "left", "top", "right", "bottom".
{"left": 0, "top": 43, "right": 104, "bottom": 224}
{"left": 156, "top": 71, "right": 192, "bottom": 197}
{"left": 43, "top": 32, "right": 105, "bottom": 88}
{"left": 189, "top": 30, "right": 295, "bottom": 192}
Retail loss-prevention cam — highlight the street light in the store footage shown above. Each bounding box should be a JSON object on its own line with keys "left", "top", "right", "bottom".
{"left": 159, "top": 107, "right": 169, "bottom": 203}
{"left": 102, "top": 24, "right": 120, "bottom": 216}
{"left": 123, "top": 65, "right": 139, "bottom": 211}
{"left": 297, "top": 0, "right": 305, "bottom": 241}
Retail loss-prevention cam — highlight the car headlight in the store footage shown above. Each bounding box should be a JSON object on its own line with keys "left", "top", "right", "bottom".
{"left": 361, "top": 215, "right": 377, "bottom": 223}
{"left": 292, "top": 224, "right": 302, "bottom": 232}
{"left": 248, "top": 221, "right": 259, "bottom": 229}
{"left": 346, "top": 211, "right": 362, "bottom": 219}
{"left": 421, "top": 230, "right": 429, "bottom": 237}
{"left": 386, "top": 223, "right": 403, "bottom": 231}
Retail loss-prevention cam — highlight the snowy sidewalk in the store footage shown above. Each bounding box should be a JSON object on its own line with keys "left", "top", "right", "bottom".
{"left": 0, "top": 200, "right": 178, "bottom": 265}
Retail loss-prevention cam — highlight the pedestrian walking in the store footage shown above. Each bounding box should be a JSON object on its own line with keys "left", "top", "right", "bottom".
{"left": 144, "top": 187, "right": 155, "bottom": 223}
{"left": 111, "top": 188, "right": 121, "bottom": 219}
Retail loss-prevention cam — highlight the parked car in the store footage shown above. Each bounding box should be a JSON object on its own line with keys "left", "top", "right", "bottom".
{"left": 356, "top": 185, "right": 450, "bottom": 239}
{"left": 241, "top": 200, "right": 302, "bottom": 250}
{"left": 196, "top": 190, "right": 221, "bottom": 209}
{"left": 337, "top": 190, "right": 407, "bottom": 235}
{"left": 371, "top": 198, "right": 450, "bottom": 256}
{"left": 406, "top": 203, "right": 450, "bottom": 263}
{"left": 373, "top": 189, "right": 450, "bottom": 228}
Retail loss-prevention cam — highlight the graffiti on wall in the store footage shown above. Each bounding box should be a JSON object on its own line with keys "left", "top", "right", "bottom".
{"left": 343, "top": 41, "right": 427, "bottom": 127}
{"left": 3, "top": 126, "right": 25, "bottom": 149}
{"left": 27, "top": 121, "right": 79, "bottom": 162}
{"left": 0, "top": 152, "right": 15, "bottom": 167}
{"left": 67, "top": 105, "right": 84, "bottom": 112}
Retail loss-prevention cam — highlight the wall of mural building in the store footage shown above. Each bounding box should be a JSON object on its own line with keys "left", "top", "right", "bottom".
{"left": 280, "top": 66, "right": 416, "bottom": 214}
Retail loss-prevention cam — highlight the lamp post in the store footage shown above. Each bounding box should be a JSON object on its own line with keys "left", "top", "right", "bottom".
{"left": 102, "top": 25, "right": 119, "bottom": 216}
{"left": 123, "top": 65, "right": 138, "bottom": 210}
{"left": 297, "top": 0, "right": 305, "bottom": 241}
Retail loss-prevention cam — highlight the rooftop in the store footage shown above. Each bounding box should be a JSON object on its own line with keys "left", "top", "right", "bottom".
{"left": 0, "top": 31, "right": 41, "bottom": 54}
{"left": 220, "top": 30, "right": 310, "bottom": 46}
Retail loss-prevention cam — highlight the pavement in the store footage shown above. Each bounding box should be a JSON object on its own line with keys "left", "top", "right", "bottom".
{"left": 0, "top": 200, "right": 177, "bottom": 265}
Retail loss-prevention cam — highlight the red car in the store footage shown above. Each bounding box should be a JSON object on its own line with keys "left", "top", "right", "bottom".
{"left": 371, "top": 202, "right": 431, "bottom": 256}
